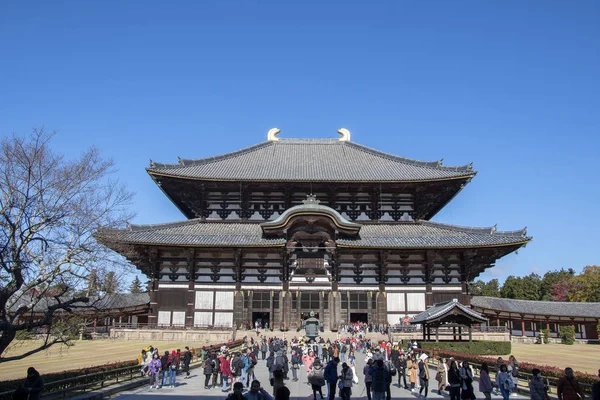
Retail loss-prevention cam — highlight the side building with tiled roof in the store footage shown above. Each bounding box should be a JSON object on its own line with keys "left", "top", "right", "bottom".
{"left": 471, "top": 296, "right": 600, "bottom": 342}
{"left": 98, "top": 128, "right": 530, "bottom": 330}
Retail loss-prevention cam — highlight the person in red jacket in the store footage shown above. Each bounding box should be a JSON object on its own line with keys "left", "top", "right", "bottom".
{"left": 220, "top": 354, "right": 233, "bottom": 392}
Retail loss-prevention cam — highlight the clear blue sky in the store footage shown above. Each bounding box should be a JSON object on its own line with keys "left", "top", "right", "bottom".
{"left": 1, "top": 1, "right": 599, "bottom": 285}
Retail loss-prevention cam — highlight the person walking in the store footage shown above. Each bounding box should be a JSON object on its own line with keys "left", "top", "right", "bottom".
{"left": 408, "top": 355, "right": 418, "bottom": 391}
{"left": 339, "top": 362, "right": 354, "bottom": 400}
{"left": 182, "top": 347, "right": 192, "bottom": 379}
{"left": 221, "top": 354, "right": 233, "bottom": 392}
{"left": 479, "top": 363, "right": 493, "bottom": 400}
{"left": 324, "top": 357, "right": 340, "bottom": 400}
{"left": 508, "top": 355, "right": 519, "bottom": 392}
{"left": 496, "top": 364, "right": 514, "bottom": 400}
{"left": 272, "top": 369, "right": 286, "bottom": 397}
{"left": 557, "top": 367, "right": 585, "bottom": 400}
{"left": 418, "top": 355, "right": 430, "bottom": 399}
{"left": 529, "top": 368, "right": 548, "bottom": 400}
{"left": 436, "top": 357, "right": 448, "bottom": 396}
{"left": 160, "top": 351, "right": 171, "bottom": 388}
{"left": 459, "top": 360, "right": 475, "bottom": 400}
{"left": 364, "top": 359, "right": 374, "bottom": 400}
{"left": 448, "top": 360, "right": 462, "bottom": 400}
{"left": 148, "top": 353, "right": 162, "bottom": 389}
{"left": 168, "top": 350, "right": 179, "bottom": 388}
{"left": 291, "top": 350, "right": 301, "bottom": 382}
{"left": 261, "top": 341, "right": 268, "bottom": 360}
{"left": 397, "top": 353, "right": 408, "bottom": 389}
{"left": 303, "top": 350, "right": 316, "bottom": 373}
{"left": 370, "top": 359, "right": 390, "bottom": 400}
{"left": 246, "top": 349, "right": 257, "bottom": 387}
{"left": 308, "top": 358, "right": 326, "bottom": 400}
{"left": 203, "top": 355, "right": 216, "bottom": 389}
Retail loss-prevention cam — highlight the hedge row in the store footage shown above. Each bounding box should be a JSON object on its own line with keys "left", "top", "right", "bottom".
{"left": 0, "top": 339, "right": 244, "bottom": 396}
{"left": 420, "top": 340, "right": 511, "bottom": 356}
{"left": 420, "top": 348, "right": 598, "bottom": 388}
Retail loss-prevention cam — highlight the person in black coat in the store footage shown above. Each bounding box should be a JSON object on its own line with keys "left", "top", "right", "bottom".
{"left": 14, "top": 367, "right": 44, "bottom": 400}
{"left": 203, "top": 356, "right": 215, "bottom": 388}
{"left": 396, "top": 353, "right": 408, "bottom": 389}
{"left": 182, "top": 347, "right": 193, "bottom": 379}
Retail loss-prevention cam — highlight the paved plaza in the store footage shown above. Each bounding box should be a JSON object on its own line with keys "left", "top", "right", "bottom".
{"left": 113, "top": 351, "right": 525, "bottom": 400}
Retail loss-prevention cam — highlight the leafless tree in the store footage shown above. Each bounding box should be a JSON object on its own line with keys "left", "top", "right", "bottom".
{"left": 0, "top": 128, "right": 134, "bottom": 362}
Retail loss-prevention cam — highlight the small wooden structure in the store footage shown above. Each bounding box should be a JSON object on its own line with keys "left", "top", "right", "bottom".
{"left": 410, "top": 298, "right": 487, "bottom": 342}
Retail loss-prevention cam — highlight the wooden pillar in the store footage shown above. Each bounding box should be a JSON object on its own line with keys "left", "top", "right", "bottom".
{"left": 269, "top": 291, "right": 274, "bottom": 330}
{"left": 468, "top": 325, "right": 472, "bottom": 342}
{"left": 248, "top": 291, "right": 254, "bottom": 327}
{"left": 521, "top": 319, "right": 526, "bottom": 337}
{"left": 186, "top": 250, "right": 196, "bottom": 328}
{"left": 458, "top": 326, "right": 462, "bottom": 341}
{"left": 93, "top": 318, "right": 97, "bottom": 333}
{"left": 453, "top": 326, "right": 457, "bottom": 341}
{"left": 435, "top": 327, "right": 439, "bottom": 342}
{"left": 319, "top": 292, "right": 325, "bottom": 327}
{"left": 422, "top": 324, "right": 427, "bottom": 341}
{"left": 347, "top": 290, "right": 351, "bottom": 324}
{"left": 367, "top": 292, "right": 373, "bottom": 325}
{"left": 281, "top": 291, "right": 289, "bottom": 331}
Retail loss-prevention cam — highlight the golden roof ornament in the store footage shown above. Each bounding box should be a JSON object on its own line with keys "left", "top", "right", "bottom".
{"left": 337, "top": 128, "right": 351, "bottom": 142}
{"left": 267, "top": 128, "right": 281, "bottom": 141}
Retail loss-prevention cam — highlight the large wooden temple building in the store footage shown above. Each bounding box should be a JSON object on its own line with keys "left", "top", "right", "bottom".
{"left": 99, "top": 128, "right": 531, "bottom": 331}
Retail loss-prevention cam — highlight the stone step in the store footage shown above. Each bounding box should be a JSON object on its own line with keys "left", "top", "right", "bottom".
{"left": 236, "top": 329, "right": 390, "bottom": 343}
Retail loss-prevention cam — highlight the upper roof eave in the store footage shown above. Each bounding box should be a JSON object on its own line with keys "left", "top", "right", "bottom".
{"left": 146, "top": 169, "right": 477, "bottom": 184}
{"left": 145, "top": 138, "right": 477, "bottom": 183}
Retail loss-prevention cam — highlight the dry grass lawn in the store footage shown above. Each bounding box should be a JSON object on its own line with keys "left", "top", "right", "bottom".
{"left": 0, "top": 340, "right": 197, "bottom": 382}
{"left": 501, "top": 342, "right": 599, "bottom": 375}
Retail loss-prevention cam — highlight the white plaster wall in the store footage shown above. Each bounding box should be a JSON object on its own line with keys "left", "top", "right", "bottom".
{"left": 158, "top": 311, "right": 171, "bottom": 325}
{"left": 387, "top": 293, "right": 406, "bottom": 312}
{"left": 215, "top": 291, "right": 234, "bottom": 310}
{"left": 196, "top": 291, "right": 214, "bottom": 309}
{"left": 194, "top": 312, "right": 213, "bottom": 327}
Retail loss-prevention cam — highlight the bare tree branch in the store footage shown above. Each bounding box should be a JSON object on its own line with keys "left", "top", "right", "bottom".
{"left": 0, "top": 128, "right": 135, "bottom": 362}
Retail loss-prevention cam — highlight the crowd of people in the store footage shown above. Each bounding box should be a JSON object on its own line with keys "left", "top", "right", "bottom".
{"left": 133, "top": 335, "right": 600, "bottom": 400}
{"left": 338, "top": 323, "right": 390, "bottom": 336}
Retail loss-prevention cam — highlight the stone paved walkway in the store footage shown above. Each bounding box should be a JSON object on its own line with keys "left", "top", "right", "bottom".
{"left": 113, "top": 351, "right": 524, "bottom": 400}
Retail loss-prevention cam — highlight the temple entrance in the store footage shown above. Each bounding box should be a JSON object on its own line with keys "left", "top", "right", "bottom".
{"left": 350, "top": 313, "right": 368, "bottom": 323}
{"left": 252, "top": 312, "right": 270, "bottom": 328}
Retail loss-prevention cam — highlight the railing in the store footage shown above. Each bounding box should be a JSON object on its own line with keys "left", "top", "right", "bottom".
{"left": 112, "top": 322, "right": 233, "bottom": 330}
{"left": 0, "top": 364, "right": 141, "bottom": 400}
{"left": 477, "top": 326, "right": 508, "bottom": 332}
{"left": 390, "top": 325, "right": 508, "bottom": 333}
{"left": 391, "top": 325, "right": 419, "bottom": 332}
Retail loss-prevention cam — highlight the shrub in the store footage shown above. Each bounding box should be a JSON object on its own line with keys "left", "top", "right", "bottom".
{"left": 420, "top": 340, "right": 511, "bottom": 355}
{"left": 559, "top": 326, "right": 575, "bottom": 345}
{"left": 540, "top": 329, "right": 550, "bottom": 344}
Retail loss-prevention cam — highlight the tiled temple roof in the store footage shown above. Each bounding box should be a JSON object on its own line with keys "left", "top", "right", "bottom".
{"left": 9, "top": 293, "right": 150, "bottom": 313}
{"left": 98, "top": 220, "right": 529, "bottom": 249}
{"left": 411, "top": 298, "right": 488, "bottom": 324}
{"left": 470, "top": 296, "right": 600, "bottom": 318}
{"left": 147, "top": 139, "right": 475, "bottom": 182}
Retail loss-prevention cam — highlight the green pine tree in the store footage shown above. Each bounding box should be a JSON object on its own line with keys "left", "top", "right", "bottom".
{"left": 129, "top": 276, "right": 144, "bottom": 294}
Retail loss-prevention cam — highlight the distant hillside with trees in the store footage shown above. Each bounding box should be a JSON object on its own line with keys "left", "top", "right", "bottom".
{"left": 470, "top": 265, "right": 600, "bottom": 302}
